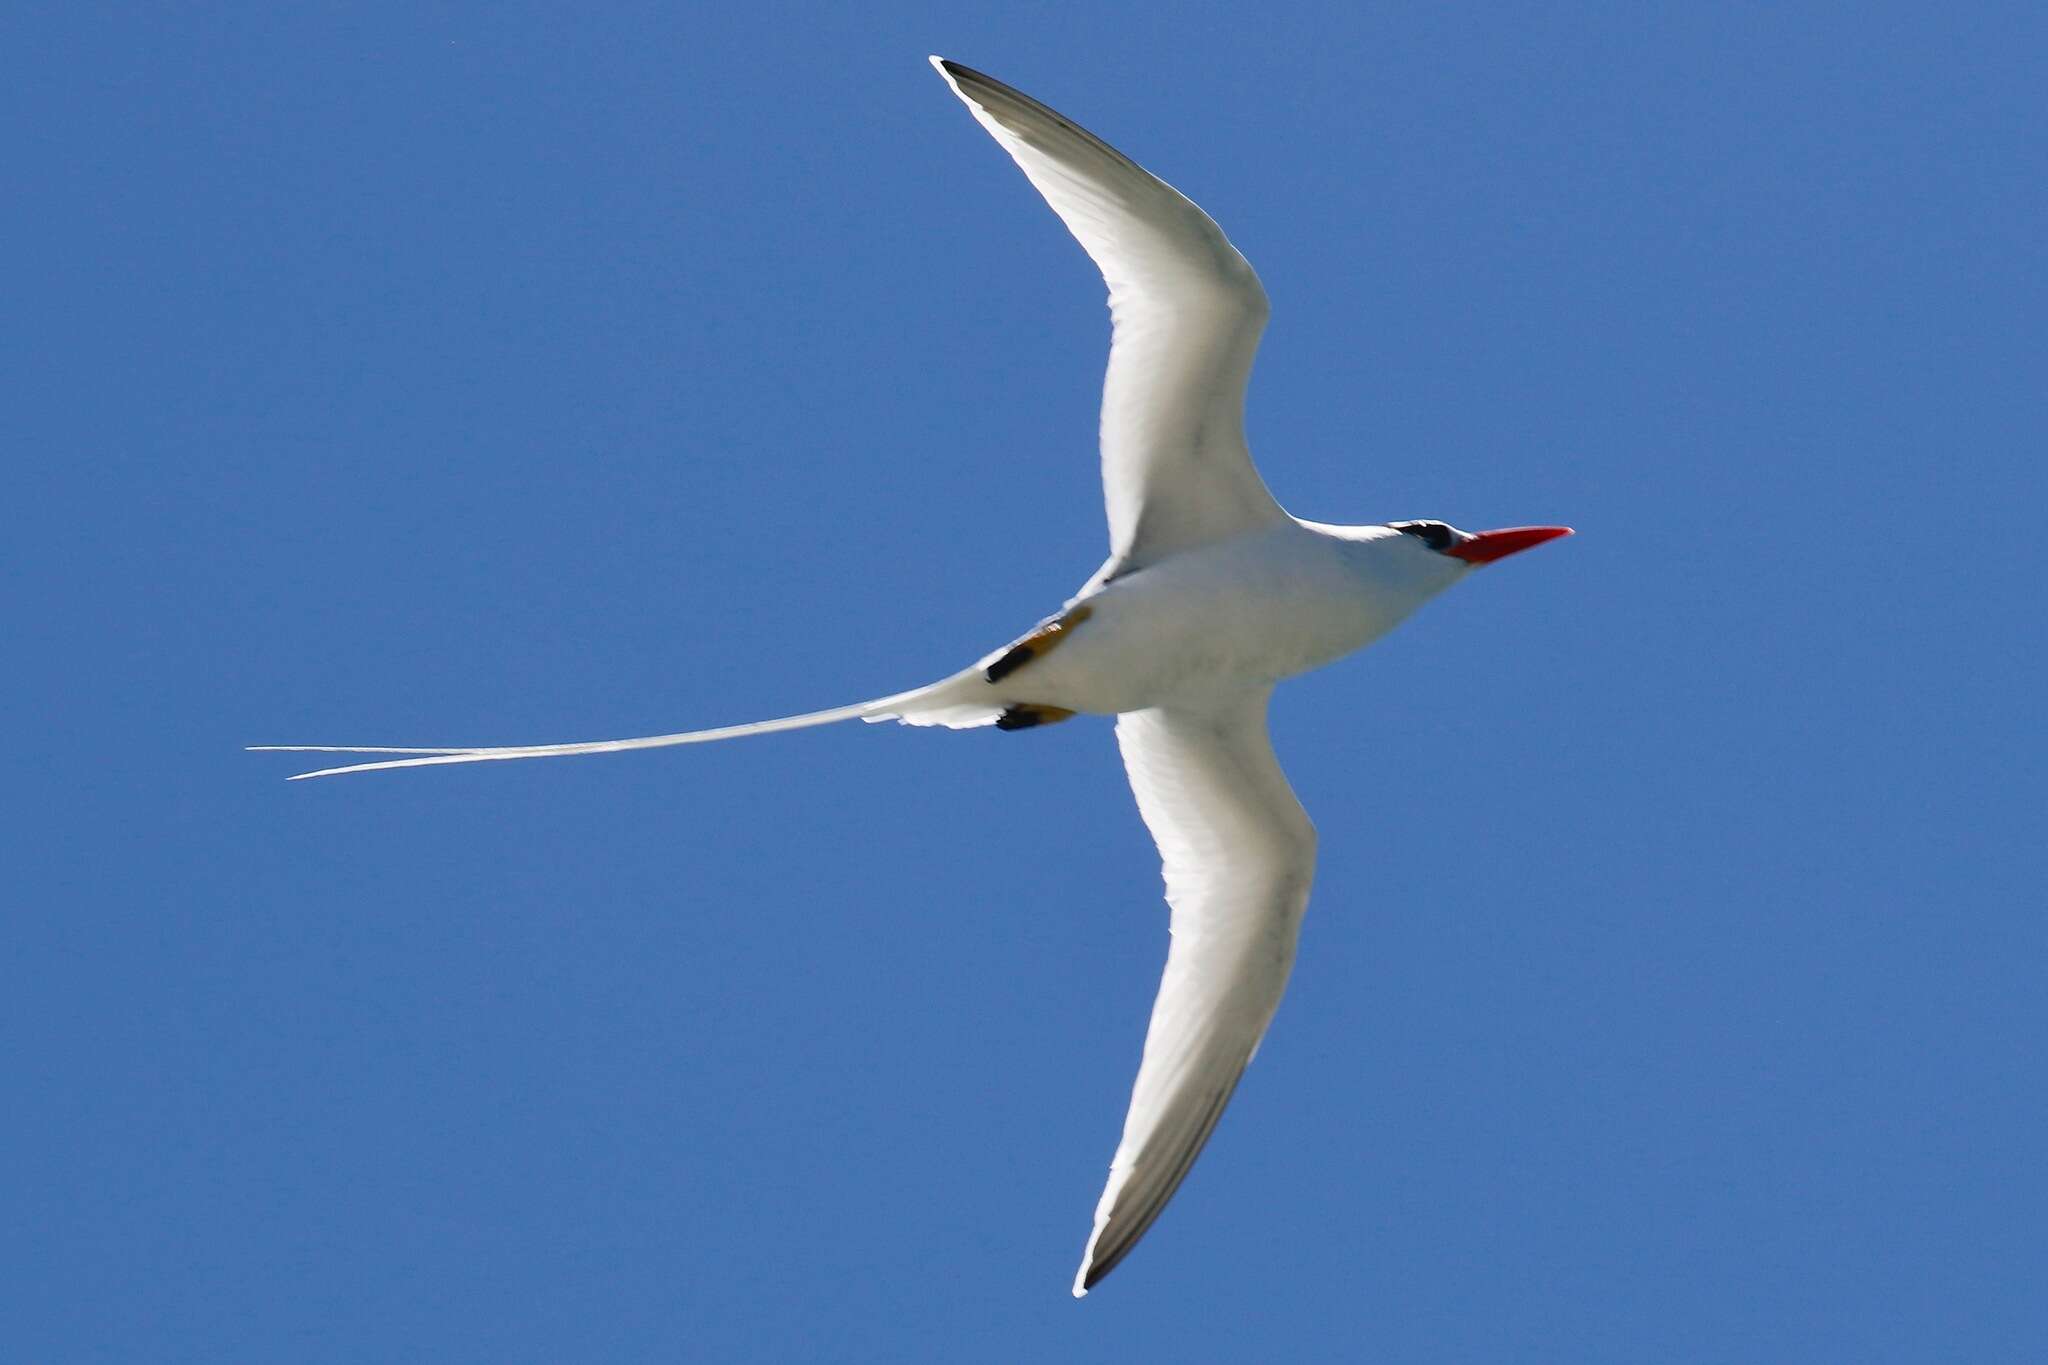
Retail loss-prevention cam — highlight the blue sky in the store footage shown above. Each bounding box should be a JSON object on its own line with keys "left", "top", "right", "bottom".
{"left": 9, "top": 3, "right": 2045, "bottom": 1361}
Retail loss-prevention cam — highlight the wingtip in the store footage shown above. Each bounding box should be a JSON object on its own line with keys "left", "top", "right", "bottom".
{"left": 929, "top": 55, "right": 998, "bottom": 94}
{"left": 1072, "top": 1226, "right": 1110, "bottom": 1297}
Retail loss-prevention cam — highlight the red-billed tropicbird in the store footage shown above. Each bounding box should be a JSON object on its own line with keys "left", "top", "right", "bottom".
{"left": 255, "top": 57, "right": 1572, "bottom": 1295}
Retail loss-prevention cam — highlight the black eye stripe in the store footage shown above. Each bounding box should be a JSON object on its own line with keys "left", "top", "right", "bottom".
{"left": 1392, "top": 521, "right": 1454, "bottom": 552}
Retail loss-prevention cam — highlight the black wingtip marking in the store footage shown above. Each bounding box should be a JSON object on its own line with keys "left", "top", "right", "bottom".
{"left": 1077, "top": 1079, "right": 1242, "bottom": 1291}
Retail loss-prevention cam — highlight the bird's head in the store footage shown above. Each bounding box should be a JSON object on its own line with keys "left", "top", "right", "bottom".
{"left": 1388, "top": 520, "right": 1574, "bottom": 566}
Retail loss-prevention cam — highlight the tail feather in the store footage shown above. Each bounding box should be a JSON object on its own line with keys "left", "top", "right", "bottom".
{"left": 252, "top": 668, "right": 1004, "bottom": 780}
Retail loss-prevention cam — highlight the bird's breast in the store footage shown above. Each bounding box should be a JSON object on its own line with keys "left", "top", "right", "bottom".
{"left": 1013, "top": 526, "right": 1423, "bottom": 714}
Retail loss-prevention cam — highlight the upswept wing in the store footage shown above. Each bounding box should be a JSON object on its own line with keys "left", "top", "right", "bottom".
{"left": 1078, "top": 687, "right": 1317, "bottom": 1294}
{"left": 932, "top": 58, "right": 1288, "bottom": 574}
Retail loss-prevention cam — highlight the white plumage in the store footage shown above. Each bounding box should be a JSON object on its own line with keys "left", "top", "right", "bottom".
{"left": 255, "top": 57, "right": 1570, "bottom": 1294}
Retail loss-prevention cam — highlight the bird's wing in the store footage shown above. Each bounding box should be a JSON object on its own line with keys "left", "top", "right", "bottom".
{"left": 1078, "top": 687, "right": 1317, "bottom": 1295}
{"left": 931, "top": 58, "right": 1289, "bottom": 575}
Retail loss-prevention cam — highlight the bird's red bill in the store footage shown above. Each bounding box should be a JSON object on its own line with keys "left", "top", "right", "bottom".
{"left": 1445, "top": 525, "right": 1575, "bottom": 564}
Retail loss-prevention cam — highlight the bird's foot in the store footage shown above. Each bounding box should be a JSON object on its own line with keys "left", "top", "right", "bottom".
{"left": 995, "top": 704, "right": 1078, "bottom": 731}
{"left": 985, "top": 605, "right": 1093, "bottom": 683}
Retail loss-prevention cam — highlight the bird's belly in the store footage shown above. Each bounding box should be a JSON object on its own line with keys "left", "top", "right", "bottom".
{"left": 1014, "top": 534, "right": 1394, "bottom": 714}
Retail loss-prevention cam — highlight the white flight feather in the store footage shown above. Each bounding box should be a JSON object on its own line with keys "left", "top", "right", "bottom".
{"left": 929, "top": 58, "right": 1288, "bottom": 575}
{"left": 1073, "top": 686, "right": 1315, "bottom": 1295}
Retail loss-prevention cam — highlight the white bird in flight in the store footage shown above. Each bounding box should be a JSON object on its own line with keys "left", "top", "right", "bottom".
{"left": 256, "top": 57, "right": 1571, "bottom": 1295}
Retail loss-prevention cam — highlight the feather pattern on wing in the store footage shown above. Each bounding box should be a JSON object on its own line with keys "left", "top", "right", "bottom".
{"left": 1077, "top": 687, "right": 1316, "bottom": 1294}
{"left": 932, "top": 58, "right": 1288, "bottom": 574}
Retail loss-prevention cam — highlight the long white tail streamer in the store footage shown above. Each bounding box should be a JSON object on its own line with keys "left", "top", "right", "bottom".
{"left": 251, "top": 670, "right": 1001, "bottom": 780}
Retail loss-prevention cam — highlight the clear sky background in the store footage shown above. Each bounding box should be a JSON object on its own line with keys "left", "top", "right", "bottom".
{"left": 9, "top": 3, "right": 2045, "bottom": 1361}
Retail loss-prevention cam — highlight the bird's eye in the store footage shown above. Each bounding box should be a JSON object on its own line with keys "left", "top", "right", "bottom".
{"left": 1392, "top": 521, "right": 1455, "bottom": 552}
